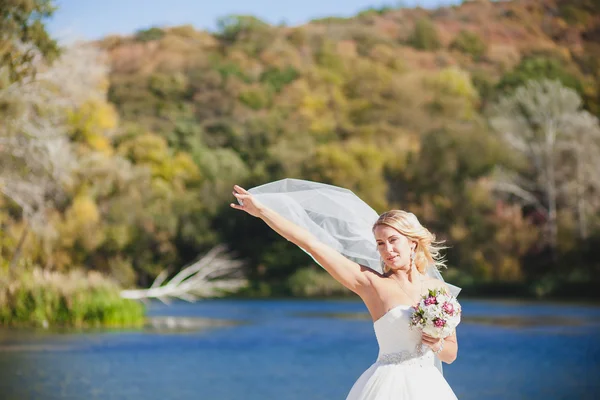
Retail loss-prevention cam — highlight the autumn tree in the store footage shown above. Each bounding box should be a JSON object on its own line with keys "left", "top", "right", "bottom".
{"left": 0, "top": 45, "right": 110, "bottom": 269}
{"left": 0, "top": 0, "right": 59, "bottom": 83}
{"left": 490, "top": 80, "right": 600, "bottom": 254}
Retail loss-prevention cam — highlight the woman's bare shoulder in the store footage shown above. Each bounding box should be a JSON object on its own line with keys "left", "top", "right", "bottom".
{"left": 362, "top": 267, "right": 388, "bottom": 287}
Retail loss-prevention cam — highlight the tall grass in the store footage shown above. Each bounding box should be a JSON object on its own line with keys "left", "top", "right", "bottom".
{"left": 0, "top": 268, "right": 145, "bottom": 327}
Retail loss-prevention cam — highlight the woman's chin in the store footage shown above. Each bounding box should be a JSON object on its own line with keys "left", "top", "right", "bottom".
{"left": 387, "top": 261, "right": 407, "bottom": 270}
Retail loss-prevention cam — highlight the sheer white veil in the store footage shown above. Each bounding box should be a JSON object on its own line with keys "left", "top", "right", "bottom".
{"left": 246, "top": 178, "right": 460, "bottom": 373}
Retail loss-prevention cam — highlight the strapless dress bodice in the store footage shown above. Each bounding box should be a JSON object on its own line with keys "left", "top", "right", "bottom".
{"left": 373, "top": 304, "right": 435, "bottom": 367}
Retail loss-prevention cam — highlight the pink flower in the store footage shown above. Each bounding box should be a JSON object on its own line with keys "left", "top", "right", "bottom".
{"left": 433, "top": 318, "right": 446, "bottom": 328}
{"left": 424, "top": 296, "right": 438, "bottom": 306}
{"left": 442, "top": 302, "right": 454, "bottom": 315}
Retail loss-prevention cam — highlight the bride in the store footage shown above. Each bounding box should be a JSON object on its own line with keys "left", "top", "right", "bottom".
{"left": 231, "top": 180, "right": 459, "bottom": 399}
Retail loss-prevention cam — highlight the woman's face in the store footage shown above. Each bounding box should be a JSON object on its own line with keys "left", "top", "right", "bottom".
{"left": 374, "top": 225, "right": 415, "bottom": 270}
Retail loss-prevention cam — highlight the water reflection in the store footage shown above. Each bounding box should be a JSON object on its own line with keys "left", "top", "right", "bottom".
{"left": 143, "top": 316, "right": 240, "bottom": 333}
{"left": 292, "top": 310, "right": 600, "bottom": 328}
{"left": 462, "top": 315, "right": 598, "bottom": 328}
{"left": 0, "top": 316, "right": 241, "bottom": 354}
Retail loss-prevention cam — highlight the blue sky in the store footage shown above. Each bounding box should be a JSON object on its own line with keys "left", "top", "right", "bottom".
{"left": 48, "top": 0, "right": 461, "bottom": 41}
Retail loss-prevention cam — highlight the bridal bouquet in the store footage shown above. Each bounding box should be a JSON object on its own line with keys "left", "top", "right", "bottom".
{"left": 410, "top": 288, "right": 461, "bottom": 338}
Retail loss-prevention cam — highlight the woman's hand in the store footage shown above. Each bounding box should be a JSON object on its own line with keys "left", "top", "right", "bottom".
{"left": 230, "top": 185, "right": 263, "bottom": 218}
{"left": 421, "top": 333, "right": 444, "bottom": 352}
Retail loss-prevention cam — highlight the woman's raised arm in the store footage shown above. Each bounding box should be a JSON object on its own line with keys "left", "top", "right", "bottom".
{"left": 231, "top": 185, "right": 372, "bottom": 294}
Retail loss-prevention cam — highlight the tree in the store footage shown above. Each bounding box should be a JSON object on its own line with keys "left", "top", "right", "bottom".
{"left": 450, "top": 30, "right": 487, "bottom": 59}
{"left": 408, "top": 18, "right": 441, "bottom": 51}
{"left": 134, "top": 27, "right": 165, "bottom": 42}
{"left": 563, "top": 111, "right": 600, "bottom": 240}
{"left": 216, "top": 15, "right": 269, "bottom": 43}
{"left": 490, "top": 80, "right": 600, "bottom": 253}
{"left": 496, "top": 56, "right": 583, "bottom": 96}
{"left": 0, "top": 0, "right": 59, "bottom": 83}
{"left": 426, "top": 67, "right": 480, "bottom": 119}
{"left": 0, "top": 44, "right": 108, "bottom": 269}
{"left": 215, "top": 15, "right": 273, "bottom": 55}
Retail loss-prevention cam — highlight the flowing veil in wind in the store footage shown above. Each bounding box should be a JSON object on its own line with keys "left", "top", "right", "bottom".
{"left": 247, "top": 178, "right": 460, "bottom": 295}
{"left": 245, "top": 178, "right": 461, "bottom": 375}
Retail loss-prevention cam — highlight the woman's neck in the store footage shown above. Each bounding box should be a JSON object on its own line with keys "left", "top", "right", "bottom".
{"left": 389, "top": 267, "right": 419, "bottom": 284}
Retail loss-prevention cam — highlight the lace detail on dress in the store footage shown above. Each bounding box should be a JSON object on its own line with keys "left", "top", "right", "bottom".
{"left": 376, "top": 346, "right": 433, "bottom": 367}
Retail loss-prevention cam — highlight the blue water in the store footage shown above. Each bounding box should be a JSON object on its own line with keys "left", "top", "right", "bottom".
{"left": 1, "top": 299, "right": 599, "bottom": 400}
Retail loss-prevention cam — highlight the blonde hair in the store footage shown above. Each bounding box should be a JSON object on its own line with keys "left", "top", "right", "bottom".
{"left": 373, "top": 210, "right": 447, "bottom": 275}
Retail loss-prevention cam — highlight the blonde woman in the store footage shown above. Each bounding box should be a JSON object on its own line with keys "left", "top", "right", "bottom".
{"left": 231, "top": 179, "right": 459, "bottom": 400}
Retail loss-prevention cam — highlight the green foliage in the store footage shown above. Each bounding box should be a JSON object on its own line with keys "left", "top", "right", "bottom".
{"left": 316, "top": 40, "right": 346, "bottom": 73}
{"left": 496, "top": 56, "right": 583, "bottom": 95}
{"left": 0, "top": 0, "right": 59, "bottom": 83}
{"left": 387, "top": 121, "right": 533, "bottom": 281}
{"left": 288, "top": 267, "right": 350, "bottom": 297}
{"left": 450, "top": 30, "right": 487, "bottom": 58}
{"left": 135, "top": 27, "right": 166, "bottom": 42}
{"left": 357, "top": 5, "right": 396, "bottom": 17}
{"left": 216, "top": 15, "right": 269, "bottom": 43}
{"left": 471, "top": 69, "right": 496, "bottom": 106}
{"left": 558, "top": 3, "right": 593, "bottom": 26}
{"left": 409, "top": 18, "right": 441, "bottom": 51}
{"left": 427, "top": 67, "right": 479, "bottom": 118}
{"left": 0, "top": 268, "right": 144, "bottom": 327}
{"left": 148, "top": 72, "right": 189, "bottom": 99}
{"left": 215, "top": 14, "right": 275, "bottom": 55}
{"left": 168, "top": 24, "right": 200, "bottom": 38}
{"left": 239, "top": 87, "right": 270, "bottom": 109}
{"left": 347, "top": 26, "right": 395, "bottom": 56}
{"left": 193, "top": 146, "right": 250, "bottom": 211}
{"left": 310, "top": 16, "right": 350, "bottom": 24}
{"left": 310, "top": 140, "right": 388, "bottom": 211}
{"left": 429, "top": 67, "right": 479, "bottom": 99}
{"left": 213, "top": 60, "right": 252, "bottom": 83}
{"left": 260, "top": 67, "right": 299, "bottom": 92}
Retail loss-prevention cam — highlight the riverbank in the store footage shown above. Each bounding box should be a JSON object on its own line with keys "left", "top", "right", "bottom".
{"left": 0, "top": 268, "right": 144, "bottom": 328}
{"left": 1, "top": 265, "right": 597, "bottom": 329}
{"left": 237, "top": 267, "right": 600, "bottom": 303}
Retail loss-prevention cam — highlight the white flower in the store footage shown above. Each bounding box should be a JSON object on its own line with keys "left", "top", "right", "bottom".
{"left": 411, "top": 290, "right": 462, "bottom": 339}
{"left": 437, "top": 294, "right": 450, "bottom": 304}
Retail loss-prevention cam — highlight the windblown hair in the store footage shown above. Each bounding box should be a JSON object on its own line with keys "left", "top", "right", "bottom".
{"left": 373, "top": 210, "right": 447, "bottom": 275}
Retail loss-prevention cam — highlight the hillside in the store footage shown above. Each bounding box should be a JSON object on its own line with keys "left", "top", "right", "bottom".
{"left": 101, "top": 0, "right": 600, "bottom": 112}
{"left": 58, "top": 0, "right": 600, "bottom": 290}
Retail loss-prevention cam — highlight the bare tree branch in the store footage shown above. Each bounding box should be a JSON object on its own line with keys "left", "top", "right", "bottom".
{"left": 120, "top": 246, "right": 247, "bottom": 302}
{"left": 486, "top": 181, "right": 547, "bottom": 216}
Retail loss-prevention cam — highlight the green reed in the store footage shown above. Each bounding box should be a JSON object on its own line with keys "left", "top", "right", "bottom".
{"left": 0, "top": 268, "right": 145, "bottom": 327}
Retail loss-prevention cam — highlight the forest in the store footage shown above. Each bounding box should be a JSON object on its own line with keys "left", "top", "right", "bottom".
{"left": 2, "top": 0, "right": 600, "bottom": 324}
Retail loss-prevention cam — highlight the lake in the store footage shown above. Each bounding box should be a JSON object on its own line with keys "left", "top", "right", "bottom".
{"left": 0, "top": 299, "right": 599, "bottom": 399}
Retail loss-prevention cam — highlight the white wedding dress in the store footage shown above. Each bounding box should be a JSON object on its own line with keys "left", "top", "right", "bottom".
{"left": 346, "top": 304, "right": 458, "bottom": 400}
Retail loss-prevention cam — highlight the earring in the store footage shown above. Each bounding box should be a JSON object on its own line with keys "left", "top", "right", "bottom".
{"left": 410, "top": 248, "right": 416, "bottom": 269}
